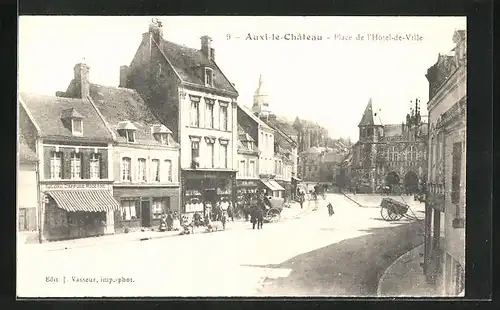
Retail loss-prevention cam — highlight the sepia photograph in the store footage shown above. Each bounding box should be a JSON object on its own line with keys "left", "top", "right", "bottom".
{"left": 17, "top": 16, "right": 466, "bottom": 297}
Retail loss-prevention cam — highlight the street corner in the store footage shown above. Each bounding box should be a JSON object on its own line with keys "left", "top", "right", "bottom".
{"left": 376, "top": 243, "right": 426, "bottom": 297}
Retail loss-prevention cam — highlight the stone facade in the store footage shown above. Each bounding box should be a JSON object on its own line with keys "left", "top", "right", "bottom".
{"left": 347, "top": 99, "right": 428, "bottom": 194}
{"left": 423, "top": 29, "right": 466, "bottom": 296}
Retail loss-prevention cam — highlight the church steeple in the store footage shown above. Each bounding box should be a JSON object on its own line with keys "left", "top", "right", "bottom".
{"left": 252, "top": 73, "right": 271, "bottom": 117}
{"left": 358, "top": 98, "right": 375, "bottom": 127}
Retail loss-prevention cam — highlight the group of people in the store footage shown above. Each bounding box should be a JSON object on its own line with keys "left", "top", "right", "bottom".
{"left": 248, "top": 194, "right": 267, "bottom": 229}
{"left": 159, "top": 211, "right": 182, "bottom": 231}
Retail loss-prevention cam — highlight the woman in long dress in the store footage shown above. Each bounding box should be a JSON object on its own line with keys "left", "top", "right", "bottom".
{"left": 172, "top": 211, "right": 181, "bottom": 231}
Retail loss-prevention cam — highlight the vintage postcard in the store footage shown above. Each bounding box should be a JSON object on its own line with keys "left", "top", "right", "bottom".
{"left": 17, "top": 16, "right": 466, "bottom": 297}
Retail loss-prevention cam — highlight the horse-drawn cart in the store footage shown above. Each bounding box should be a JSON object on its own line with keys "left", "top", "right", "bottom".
{"left": 380, "top": 197, "right": 409, "bottom": 221}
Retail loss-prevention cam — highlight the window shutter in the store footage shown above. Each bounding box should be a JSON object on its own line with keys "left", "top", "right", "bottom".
{"left": 81, "top": 150, "right": 90, "bottom": 179}
{"left": 62, "top": 150, "right": 71, "bottom": 179}
{"left": 100, "top": 151, "right": 108, "bottom": 179}
{"left": 43, "top": 147, "right": 52, "bottom": 179}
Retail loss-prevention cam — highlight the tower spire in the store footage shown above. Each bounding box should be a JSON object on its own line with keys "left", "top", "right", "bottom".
{"left": 358, "top": 98, "right": 375, "bottom": 127}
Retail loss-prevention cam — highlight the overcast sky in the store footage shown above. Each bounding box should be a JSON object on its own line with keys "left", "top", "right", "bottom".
{"left": 18, "top": 16, "right": 465, "bottom": 141}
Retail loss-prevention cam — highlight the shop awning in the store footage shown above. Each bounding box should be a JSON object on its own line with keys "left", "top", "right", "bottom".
{"left": 269, "top": 180, "right": 285, "bottom": 191}
{"left": 46, "top": 190, "right": 120, "bottom": 212}
{"left": 261, "top": 180, "right": 285, "bottom": 192}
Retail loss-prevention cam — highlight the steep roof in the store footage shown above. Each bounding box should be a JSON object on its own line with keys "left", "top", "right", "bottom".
{"left": 157, "top": 39, "right": 238, "bottom": 95}
{"left": 237, "top": 125, "right": 259, "bottom": 154}
{"left": 264, "top": 117, "right": 298, "bottom": 144}
{"left": 384, "top": 124, "right": 403, "bottom": 137}
{"left": 358, "top": 98, "right": 375, "bottom": 127}
{"left": 237, "top": 104, "right": 273, "bottom": 131}
{"left": 19, "top": 92, "right": 112, "bottom": 142}
{"left": 88, "top": 84, "right": 178, "bottom": 146}
{"left": 18, "top": 131, "right": 37, "bottom": 163}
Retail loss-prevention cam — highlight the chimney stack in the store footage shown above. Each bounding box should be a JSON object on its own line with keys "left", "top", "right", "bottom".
{"left": 74, "top": 60, "right": 90, "bottom": 99}
{"left": 148, "top": 18, "right": 163, "bottom": 44}
{"left": 201, "top": 36, "right": 213, "bottom": 60}
{"left": 119, "top": 65, "right": 129, "bottom": 88}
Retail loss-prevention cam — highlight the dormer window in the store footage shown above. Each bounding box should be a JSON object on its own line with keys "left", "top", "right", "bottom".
{"left": 205, "top": 67, "right": 214, "bottom": 87}
{"left": 117, "top": 121, "right": 138, "bottom": 143}
{"left": 61, "top": 108, "right": 84, "bottom": 136}
{"left": 72, "top": 119, "right": 83, "bottom": 135}
{"left": 151, "top": 124, "right": 172, "bottom": 145}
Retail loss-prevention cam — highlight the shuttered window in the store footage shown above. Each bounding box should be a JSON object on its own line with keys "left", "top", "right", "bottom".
{"left": 70, "top": 153, "right": 81, "bottom": 179}
{"left": 50, "top": 152, "right": 62, "bottom": 179}
{"left": 90, "top": 153, "right": 101, "bottom": 179}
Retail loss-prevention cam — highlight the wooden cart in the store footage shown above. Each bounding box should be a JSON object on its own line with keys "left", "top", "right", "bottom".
{"left": 380, "top": 197, "right": 409, "bottom": 221}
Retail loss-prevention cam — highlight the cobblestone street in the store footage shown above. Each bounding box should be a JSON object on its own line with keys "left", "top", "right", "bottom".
{"left": 17, "top": 194, "right": 424, "bottom": 297}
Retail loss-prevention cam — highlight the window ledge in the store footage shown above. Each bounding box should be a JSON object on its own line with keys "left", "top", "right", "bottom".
{"left": 187, "top": 126, "right": 231, "bottom": 133}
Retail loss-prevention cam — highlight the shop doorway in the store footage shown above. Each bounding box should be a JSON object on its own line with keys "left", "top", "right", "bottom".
{"left": 204, "top": 189, "right": 217, "bottom": 204}
{"left": 141, "top": 200, "right": 151, "bottom": 227}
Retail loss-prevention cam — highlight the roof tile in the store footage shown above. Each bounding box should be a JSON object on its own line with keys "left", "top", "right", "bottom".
{"left": 88, "top": 84, "right": 178, "bottom": 146}
{"left": 160, "top": 40, "right": 238, "bottom": 95}
{"left": 20, "top": 92, "right": 113, "bottom": 141}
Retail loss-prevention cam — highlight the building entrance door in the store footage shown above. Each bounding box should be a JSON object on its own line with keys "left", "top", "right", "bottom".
{"left": 141, "top": 200, "right": 151, "bottom": 227}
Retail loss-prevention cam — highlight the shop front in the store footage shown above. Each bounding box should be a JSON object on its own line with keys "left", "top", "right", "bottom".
{"left": 260, "top": 179, "right": 285, "bottom": 198}
{"left": 291, "top": 176, "right": 302, "bottom": 201}
{"left": 41, "top": 182, "right": 119, "bottom": 241}
{"left": 181, "top": 170, "right": 236, "bottom": 219}
{"left": 236, "top": 179, "right": 260, "bottom": 210}
{"left": 276, "top": 180, "right": 292, "bottom": 202}
{"left": 113, "top": 186, "right": 180, "bottom": 233}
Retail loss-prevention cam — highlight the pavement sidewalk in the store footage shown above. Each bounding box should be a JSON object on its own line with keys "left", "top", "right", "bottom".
{"left": 377, "top": 243, "right": 438, "bottom": 297}
{"left": 18, "top": 203, "right": 311, "bottom": 252}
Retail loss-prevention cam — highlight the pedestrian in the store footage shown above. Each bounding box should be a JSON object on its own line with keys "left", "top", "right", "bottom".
{"left": 172, "top": 211, "right": 181, "bottom": 231}
{"left": 257, "top": 205, "right": 264, "bottom": 229}
{"left": 250, "top": 206, "right": 258, "bottom": 229}
{"left": 299, "top": 192, "right": 304, "bottom": 209}
{"left": 166, "top": 211, "right": 173, "bottom": 231}
{"left": 327, "top": 202, "right": 334, "bottom": 216}
{"left": 227, "top": 201, "right": 235, "bottom": 222}
{"left": 256, "top": 196, "right": 265, "bottom": 229}
{"left": 221, "top": 209, "right": 227, "bottom": 230}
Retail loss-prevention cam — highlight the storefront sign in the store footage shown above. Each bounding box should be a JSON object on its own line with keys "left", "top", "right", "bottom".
{"left": 238, "top": 180, "right": 258, "bottom": 187}
{"left": 43, "top": 183, "right": 108, "bottom": 190}
{"left": 185, "top": 202, "right": 204, "bottom": 213}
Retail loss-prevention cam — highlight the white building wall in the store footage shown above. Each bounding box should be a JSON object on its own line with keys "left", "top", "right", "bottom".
{"left": 178, "top": 88, "right": 236, "bottom": 171}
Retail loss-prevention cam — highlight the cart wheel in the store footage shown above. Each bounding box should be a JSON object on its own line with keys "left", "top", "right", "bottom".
{"left": 387, "top": 209, "right": 400, "bottom": 221}
{"left": 267, "top": 210, "right": 281, "bottom": 223}
{"left": 380, "top": 207, "right": 390, "bottom": 221}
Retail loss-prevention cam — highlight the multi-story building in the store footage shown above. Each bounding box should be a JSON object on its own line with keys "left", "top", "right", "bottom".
{"left": 57, "top": 62, "right": 181, "bottom": 233}
{"left": 236, "top": 125, "right": 260, "bottom": 204}
{"left": 237, "top": 105, "right": 284, "bottom": 198}
{"left": 271, "top": 125, "right": 297, "bottom": 201}
{"left": 123, "top": 20, "right": 239, "bottom": 212}
{"left": 319, "top": 151, "right": 345, "bottom": 183}
{"left": 17, "top": 130, "right": 38, "bottom": 233}
{"left": 347, "top": 99, "right": 428, "bottom": 194}
{"left": 423, "top": 29, "right": 466, "bottom": 296}
{"left": 18, "top": 91, "right": 119, "bottom": 242}
{"left": 293, "top": 117, "right": 329, "bottom": 153}
{"left": 250, "top": 74, "right": 299, "bottom": 200}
